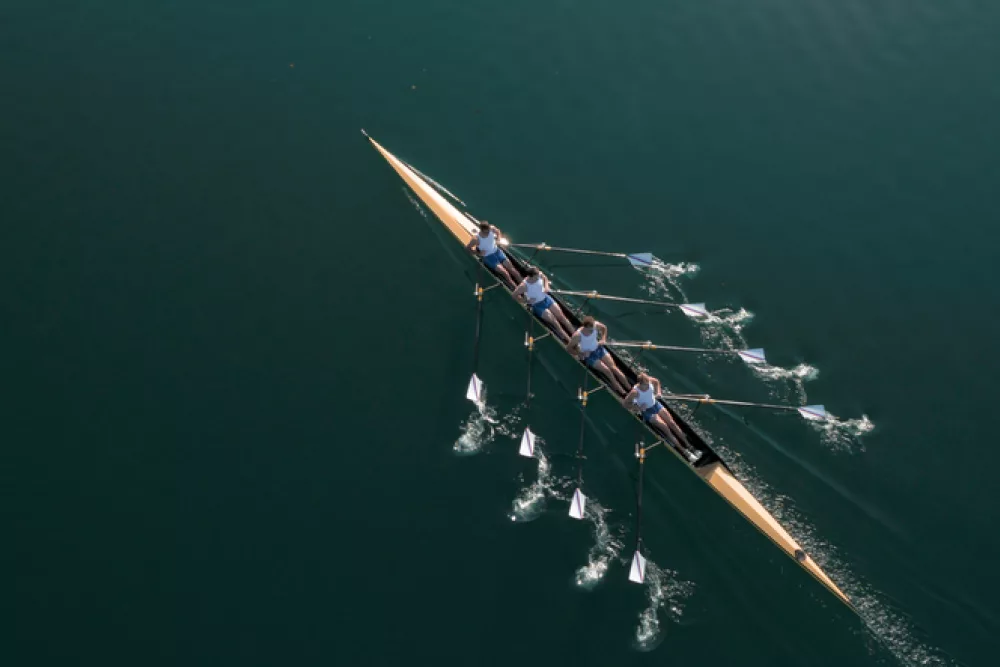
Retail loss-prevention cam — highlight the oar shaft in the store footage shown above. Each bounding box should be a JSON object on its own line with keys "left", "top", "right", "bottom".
{"left": 473, "top": 286, "right": 484, "bottom": 372}
{"left": 507, "top": 243, "right": 626, "bottom": 259}
{"left": 525, "top": 316, "right": 534, "bottom": 412}
{"left": 609, "top": 341, "right": 738, "bottom": 355}
{"left": 635, "top": 449, "right": 646, "bottom": 550}
{"left": 663, "top": 394, "right": 798, "bottom": 412}
{"left": 550, "top": 289, "right": 678, "bottom": 309}
{"left": 576, "top": 369, "right": 588, "bottom": 485}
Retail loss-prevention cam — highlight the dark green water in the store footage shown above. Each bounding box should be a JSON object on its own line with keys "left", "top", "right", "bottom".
{"left": 5, "top": 1, "right": 999, "bottom": 665}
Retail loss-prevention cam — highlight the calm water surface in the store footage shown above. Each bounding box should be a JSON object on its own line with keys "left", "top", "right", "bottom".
{"left": 4, "top": 2, "right": 999, "bottom": 665}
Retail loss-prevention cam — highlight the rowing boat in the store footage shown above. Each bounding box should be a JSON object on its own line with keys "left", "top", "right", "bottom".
{"left": 364, "top": 131, "right": 852, "bottom": 610}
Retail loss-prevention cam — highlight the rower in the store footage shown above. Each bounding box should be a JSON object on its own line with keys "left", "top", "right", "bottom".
{"left": 466, "top": 220, "right": 522, "bottom": 289}
{"left": 567, "top": 316, "right": 630, "bottom": 394}
{"left": 623, "top": 373, "right": 699, "bottom": 460}
{"left": 512, "top": 267, "right": 575, "bottom": 342}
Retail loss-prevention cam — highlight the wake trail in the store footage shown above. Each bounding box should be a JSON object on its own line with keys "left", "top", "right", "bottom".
{"left": 713, "top": 443, "right": 957, "bottom": 667}
{"left": 630, "top": 558, "right": 696, "bottom": 652}
{"left": 453, "top": 386, "right": 499, "bottom": 456}
{"left": 509, "top": 435, "right": 556, "bottom": 523}
{"left": 573, "top": 499, "right": 626, "bottom": 590}
{"left": 453, "top": 386, "right": 522, "bottom": 456}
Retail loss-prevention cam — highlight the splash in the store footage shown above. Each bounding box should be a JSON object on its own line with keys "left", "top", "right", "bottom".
{"left": 639, "top": 259, "right": 700, "bottom": 301}
{"left": 453, "top": 387, "right": 499, "bottom": 456}
{"left": 748, "top": 362, "right": 819, "bottom": 403}
{"left": 698, "top": 307, "right": 756, "bottom": 343}
{"left": 639, "top": 263, "right": 758, "bottom": 352}
{"left": 509, "top": 439, "right": 554, "bottom": 523}
{"left": 811, "top": 413, "right": 875, "bottom": 453}
{"left": 574, "top": 500, "right": 625, "bottom": 590}
{"left": 631, "top": 560, "right": 695, "bottom": 652}
{"left": 637, "top": 262, "right": 829, "bottom": 406}
{"left": 695, "top": 308, "right": 827, "bottom": 405}
{"left": 752, "top": 362, "right": 820, "bottom": 384}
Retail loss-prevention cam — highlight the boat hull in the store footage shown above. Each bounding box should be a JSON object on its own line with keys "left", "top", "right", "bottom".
{"left": 366, "top": 133, "right": 852, "bottom": 610}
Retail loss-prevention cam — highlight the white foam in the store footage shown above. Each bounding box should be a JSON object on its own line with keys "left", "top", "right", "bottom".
{"left": 631, "top": 560, "right": 695, "bottom": 652}
{"left": 639, "top": 259, "right": 700, "bottom": 302}
{"left": 809, "top": 413, "right": 875, "bottom": 453}
{"left": 573, "top": 500, "right": 625, "bottom": 590}
{"left": 453, "top": 395, "right": 498, "bottom": 456}
{"left": 509, "top": 438, "right": 553, "bottom": 523}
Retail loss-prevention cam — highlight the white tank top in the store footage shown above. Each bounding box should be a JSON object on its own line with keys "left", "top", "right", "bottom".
{"left": 635, "top": 384, "right": 657, "bottom": 409}
{"left": 524, "top": 277, "right": 546, "bottom": 304}
{"left": 477, "top": 229, "right": 498, "bottom": 256}
{"left": 578, "top": 327, "right": 599, "bottom": 353}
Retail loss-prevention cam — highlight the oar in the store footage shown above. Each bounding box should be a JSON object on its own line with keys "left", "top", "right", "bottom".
{"left": 504, "top": 242, "right": 655, "bottom": 269}
{"left": 663, "top": 393, "right": 828, "bottom": 421}
{"left": 401, "top": 160, "right": 468, "bottom": 207}
{"left": 549, "top": 289, "right": 709, "bottom": 319}
{"left": 465, "top": 281, "right": 486, "bottom": 405}
{"left": 569, "top": 368, "right": 590, "bottom": 520}
{"left": 519, "top": 317, "right": 539, "bottom": 457}
{"left": 628, "top": 443, "right": 650, "bottom": 584}
{"left": 608, "top": 341, "right": 767, "bottom": 365}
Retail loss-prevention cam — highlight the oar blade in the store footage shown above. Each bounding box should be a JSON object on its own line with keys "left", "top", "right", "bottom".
{"left": 738, "top": 348, "right": 767, "bottom": 365}
{"left": 466, "top": 374, "right": 484, "bottom": 404}
{"left": 680, "top": 303, "right": 709, "bottom": 318}
{"left": 626, "top": 252, "right": 655, "bottom": 268}
{"left": 628, "top": 550, "right": 647, "bottom": 584}
{"left": 519, "top": 427, "right": 536, "bottom": 457}
{"left": 568, "top": 488, "right": 587, "bottom": 519}
{"left": 798, "top": 405, "right": 828, "bottom": 421}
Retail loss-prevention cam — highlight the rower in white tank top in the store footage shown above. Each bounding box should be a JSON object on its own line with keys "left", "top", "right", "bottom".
{"left": 513, "top": 267, "right": 575, "bottom": 343}
{"left": 476, "top": 228, "right": 498, "bottom": 256}
{"left": 465, "top": 220, "right": 522, "bottom": 289}
{"left": 523, "top": 276, "right": 546, "bottom": 304}
{"left": 577, "top": 327, "right": 599, "bottom": 354}
{"left": 567, "top": 316, "right": 629, "bottom": 395}
{"left": 623, "top": 373, "right": 700, "bottom": 463}
{"left": 634, "top": 383, "right": 657, "bottom": 410}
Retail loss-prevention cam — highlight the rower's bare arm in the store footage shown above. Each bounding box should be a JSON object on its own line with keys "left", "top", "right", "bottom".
{"left": 542, "top": 274, "right": 551, "bottom": 291}
{"left": 512, "top": 282, "right": 526, "bottom": 300}
{"left": 466, "top": 237, "right": 478, "bottom": 253}
{"left": 597, "top": 323, "right": 608, "bottom": 343}
{"left": 567, "top": 332, "right": 581, "bottom": 355}
{"left": 652, "top": 378, "right": 662, "bottom": 396}
{"left": 623, "top": 388, "right": 638, "bottom": 407}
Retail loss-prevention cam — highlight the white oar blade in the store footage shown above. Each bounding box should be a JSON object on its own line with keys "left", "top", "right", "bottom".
{"left": 518, "top": 427, "right": 536, "bottom": 458}
{"left": 628, "top": 550, "right": 647, "bottom": 584}
{"left": 680, "top": 303, "right": 709, "bottom": 318}
{"left": 568, "top": 488, "right": 586, "bottom": 519}
{"left": 738, "top": 348, "right": 767, "bottom": 365}
{"left": 626, "top": 253, "right": 654, "bottom": 268}
{"left": 798, "top": 405, "right": 827, "bottom": 421}
{"left": 465, "top": 374, "right": 483, "bottom": 404}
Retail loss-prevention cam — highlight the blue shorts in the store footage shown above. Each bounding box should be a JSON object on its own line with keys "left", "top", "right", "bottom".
{"left": 482, "top": 249, "right": 507, "bottom": 270}
{"left": 641, "top": 403, "right": 664, "bottom": 423}
{"left": 530, "top": 295, "right": 554, "bottom": 317}
{"left": 583, "top": 346, "right": 608, "bottom": 367}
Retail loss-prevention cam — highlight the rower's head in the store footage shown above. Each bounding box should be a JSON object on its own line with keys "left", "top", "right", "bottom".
{"left": 637, "top": 373, "right": 652, "bottom": 388}
{"left": 526, "top": 266, "right": 540, "bottom": 280}
{"left": 581, "top": 315, "right": 595, "bottom": 331}
{"left": 478, "top": 221, "right": 490, "bottom": 234}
